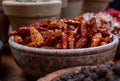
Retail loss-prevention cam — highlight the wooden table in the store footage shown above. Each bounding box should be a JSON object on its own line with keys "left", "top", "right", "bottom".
{"left": 0, "top": 53, "right": 32, "bottom": 81}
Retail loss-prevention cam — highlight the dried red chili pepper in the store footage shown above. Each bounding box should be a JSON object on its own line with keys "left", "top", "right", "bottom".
{"left": 10, "top": 26, "right": 47, "bottom": 36}
{"left": 14, "top": 35, "right": 23, "bottom": 43}
{"left": 75, "top": 38, "right": 87, "bottom": 48}
{"left": 55, "top": 43, "right": 62, "bottom": 49}
{"left": 10, "top": 27, "right": 30, "bottom": 36}
{"left": 90, "top": 18, "right": 96, "bottom": 26}
{"left": 48, "top": 19, "right": 65, "bottom": 29}
{"left": 44, "top": 30, "right": 62, "bottom": 46}
{"left": 29, "top": 20, "right": 51, "bottom": 28}
{"left": 62, "top": 32, "right": 68, "bottom": 49}
{"left": 29, "top": 26, "right": 44, "bottom": 47}
{"left": 65, "top": 20, "right": 80, "bottom": 26}
{"left": 20, "top": 36, "right": 31, "bottom": 45}
{"left": 62, "top": 23, "right": 68, "bottom": 34}
{"left": 80, "top": 21, "right": 88, "bottom": 38}
{"left": 91, "top": 33, "right": 102, "bottom": 47}
{"left": 97, "top": 25, "right": 109, "bottom": 36}
{"left": 74, "top": 16, "right": 83, "bottom": 21}
{"left": 68, "top": 31, "right": 75, "bottom": 49}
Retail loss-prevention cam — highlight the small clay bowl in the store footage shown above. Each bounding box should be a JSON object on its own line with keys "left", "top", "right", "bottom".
{"left": 2, "top": 0, "right": 62, "bottom": 30}
{"left": 8, "top": 35, "right": 119, "bottom": 80}
{"left": 114, "top": 36, "right": 120, "bottom": 59}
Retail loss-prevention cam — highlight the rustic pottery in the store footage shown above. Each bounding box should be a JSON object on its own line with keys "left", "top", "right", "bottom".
{"left": 8, "top": 35, "right": 119, "bottom": 80}
{"left": 82, "top": 0, "right": 112, "bottom": 13}
{"left": 61, "top": 0, "right": 83, "bottom": 19}
{"left": 0, "top": 0, "right": 9, "bottom": 44}
{"left": 61, "top": 0, "right": 68, "bottom": 8}
{"left": 114, "top": 36, "right": 120, "bottom": 59}
{"left": 2, "top": 0, "right": 62, "bottom": 30}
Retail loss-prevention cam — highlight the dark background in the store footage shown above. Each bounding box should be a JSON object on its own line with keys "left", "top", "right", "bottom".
{"left": 108, "top": 0, "right": 120, "bottom": 10}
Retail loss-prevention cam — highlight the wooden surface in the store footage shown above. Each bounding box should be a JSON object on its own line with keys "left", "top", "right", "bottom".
{"left": 0, "top": 52, "right": 32, "bottom": 81}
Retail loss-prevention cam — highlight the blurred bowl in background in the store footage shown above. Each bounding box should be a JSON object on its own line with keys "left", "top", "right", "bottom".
{"left": 82, "top": 0, "right": 112, "bottom": 13}
{"left": 0, "top": 0, "right": 9, "bottom": 44}
{"left": 2, "top": 0, "right": 62, "bottom": 30}
{"left": 61, "top": 0, "right": 83, "bottom": 19}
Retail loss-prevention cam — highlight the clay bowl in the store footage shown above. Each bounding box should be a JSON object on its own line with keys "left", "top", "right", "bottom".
{"left": 2, "top": 0, "right": 62, "bottom": 30}
{"left": 8, "top": 35, "right": 119, "bottom": 80}
{"left": 114, "top": 36, "right": 120, "bottom": 59}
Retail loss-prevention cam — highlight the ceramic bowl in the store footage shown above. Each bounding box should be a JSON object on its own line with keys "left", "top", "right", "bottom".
{"left": 2, "top": 0, "right": 62, "bottom": 30}
{"left": 61, "top": 0, "right": 83, "bottom": 19}
{"left": 114, "top": 36, "right": 120, "bottom": 59}
{"left": 82, "top": 0, "right": 112, "bottom": 13}
{"left": 8, "top": 35, "right": 119, "bottom": 80}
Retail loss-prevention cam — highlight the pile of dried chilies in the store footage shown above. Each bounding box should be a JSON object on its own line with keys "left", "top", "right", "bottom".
{"left": 10, "top": 14, "right": 113, "bottom": 49}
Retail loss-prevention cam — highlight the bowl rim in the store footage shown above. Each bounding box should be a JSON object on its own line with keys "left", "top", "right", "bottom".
{"left": 9, "top": 35, "right": 119, "bottom": 56}
{"left": 2, "top": 0, "right": 62, "bottom": 5}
